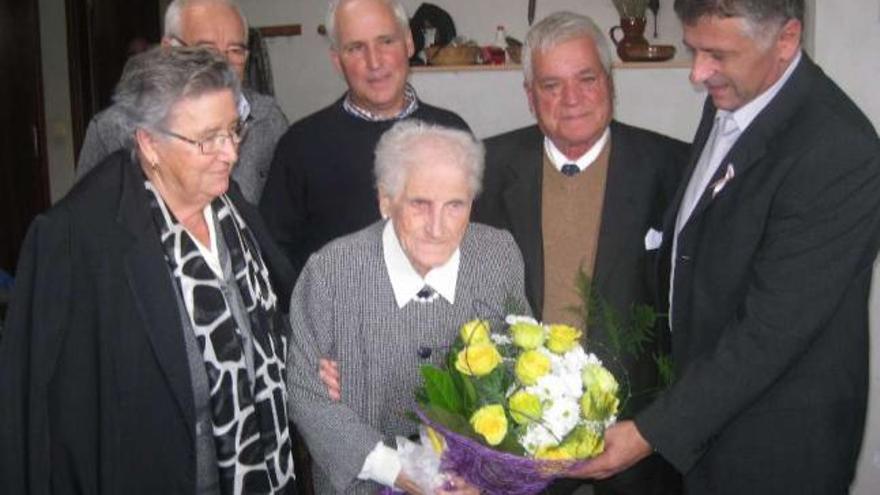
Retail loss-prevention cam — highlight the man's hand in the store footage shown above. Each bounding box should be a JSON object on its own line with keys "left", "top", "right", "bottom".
{"left": 567, "top": 420, "right": 653, "bottom": 479}
{"left": 318, "top": 358, "right": 340, "bottom": 401}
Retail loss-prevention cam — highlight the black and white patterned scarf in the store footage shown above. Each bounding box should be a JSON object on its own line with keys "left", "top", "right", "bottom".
{"left": 145, "top": 182, "right": 294, "bottom": 494}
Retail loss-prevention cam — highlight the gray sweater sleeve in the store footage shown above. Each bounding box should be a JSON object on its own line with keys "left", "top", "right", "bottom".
{"left": 76, "top": 117, "right": 113, "bottom": 179}
{"left": 286, "top": 253, "right": 384, "bottom": 493}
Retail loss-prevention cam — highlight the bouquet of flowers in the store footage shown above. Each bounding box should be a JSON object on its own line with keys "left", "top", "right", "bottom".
{"left": 408, "top": 315, "right": 622, "bottom": 495}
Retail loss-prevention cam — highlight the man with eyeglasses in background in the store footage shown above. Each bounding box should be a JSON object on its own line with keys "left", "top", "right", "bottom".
{"left": 75, "top": 0, "right": 288, "bottom": 205}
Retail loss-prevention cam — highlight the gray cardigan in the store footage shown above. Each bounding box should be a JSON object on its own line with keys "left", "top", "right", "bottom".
{"left": 287, "top": 221, "right": 528, "bottom": 494}
{"left": 75, "top": 89, "right": 288, "bottom": 204}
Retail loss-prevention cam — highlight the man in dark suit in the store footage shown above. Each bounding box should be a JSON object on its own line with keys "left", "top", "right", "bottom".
{"left": 472, "top": 11, "right": 687, "bottom": 495}
{"left": 573, "top": 1, "right": 880, "bottom": 493}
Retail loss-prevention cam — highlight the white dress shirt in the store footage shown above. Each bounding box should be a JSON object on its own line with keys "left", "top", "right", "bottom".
{"left": 357, "top": 219, "right": 461, "bottom": 487}
{"left": 544, "top": 127, "right": 610, "bottom": 172}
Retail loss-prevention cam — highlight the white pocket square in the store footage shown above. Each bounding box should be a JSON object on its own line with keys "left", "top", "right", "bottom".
{"left": 711, "top": 164, "right": 736, "bottom": 198}
{"left": 644, "top": 228, "right": 663, "bottom": 251}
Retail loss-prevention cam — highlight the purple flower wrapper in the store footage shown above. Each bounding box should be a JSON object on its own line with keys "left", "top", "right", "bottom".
{"left": 417, "top": 410, "right": 589, "bottom": 495}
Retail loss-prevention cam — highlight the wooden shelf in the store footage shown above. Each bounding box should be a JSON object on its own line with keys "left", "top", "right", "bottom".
{"left": 256, "top": 24, "right": 302, "bottom": 38}
{"left": 614, "top": 60, "right": 691, "bottom": 69}
{"left": 411, "top": 60, "right": 691, "bottom": 73}
{"left": 411, "top": 64, "right": 522, "bottom": 73}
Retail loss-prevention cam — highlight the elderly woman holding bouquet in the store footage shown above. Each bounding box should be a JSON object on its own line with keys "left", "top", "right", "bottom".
{"left": 286, "top": 120, "right": 528, "bottom": 495}
{"left": 0, "top": 47, "right": 296, "bottom": 494}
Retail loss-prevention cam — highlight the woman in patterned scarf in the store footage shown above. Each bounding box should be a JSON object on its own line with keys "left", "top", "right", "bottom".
{"left": 0, "top": 46, "right": 296, "bottom": 494}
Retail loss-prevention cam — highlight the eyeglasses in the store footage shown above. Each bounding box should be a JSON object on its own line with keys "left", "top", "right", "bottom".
{"left": 168, "top": 36, "right": 249, "bottom": 63}
{"left": 157, "top": 120, "right": 249, "bottom": 155}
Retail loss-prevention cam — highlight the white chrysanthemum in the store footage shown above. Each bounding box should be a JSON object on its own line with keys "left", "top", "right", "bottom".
{"left": 562, "top": 346, "right": 592, "bottom": 372}
{"left": 558, "top": 369, "right": 584, "bottom": 399}
{"left": 527, "top": 349, "right": 584, "bottom": 400}
{"left": 542, "top": 396, "right": 581, "bottom": 440}
{"left": 520, "top": 422, "right": 560, "bottom": 454}
{"left": 527, "top": 373, "right": 568, "bottom": 402}
{"left": 505, "top": 314, "right": 540, "bottom": 326}
{"left": 541, "top": 346, "right": 565, "bottom": 369}
{"left": 584, "top": 352, "right": 603, "bottom": 367}
{"left": 490, "top": 333, "right": 512, "bottom": 346}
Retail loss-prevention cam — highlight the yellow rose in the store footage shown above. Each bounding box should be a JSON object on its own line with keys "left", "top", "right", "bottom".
{"left": 546, "top": 324, "right": 582, "bottom": 354}
{"left": 535, "top": 445, "right": 574, "bottom": 460}
{"left": 515, "top": 350, "right": 551, "bottom": 385}
{"left": 460, "top": 319, "right": 491, "bottom": 345}
{"left": 469, "top": 404, "right": 508, "bottom": 446}
{"left": 560, "top": 426, "right": 605, "bottom": 459}
{"left": 508, "top": 390, "right": 543, "bottom": 425}
{"left": 581, "top": 364, "right": 619, "bottom": 396}
{"left": 580, "top": 389, "right": 620, "bottom": 421}
{"left": 455, "top": 343, "right": 502, "bottom": 377}
{"left": 510, "top": 322, "right": 545, "bottom": 350}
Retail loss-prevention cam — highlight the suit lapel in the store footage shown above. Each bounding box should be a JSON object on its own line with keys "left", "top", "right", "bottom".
{"left": 680, "top": 55, "right": 815, "bottom": 233}
{"left": 116, "top": 159, "right": 196, "bottom": 441}
{"left": 662, "top": 99, "right": 717, "bottom": 243}
{"left": 501, "top": 127, "right": 546, "bottom": 317}
{"left": 594, "top": 122, "right": 638, "bottom": 292}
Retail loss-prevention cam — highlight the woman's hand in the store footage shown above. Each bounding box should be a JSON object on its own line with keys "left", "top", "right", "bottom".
{"left": 436, "top": 474, "right": 480, "bottom": 495}
{"left": 318, "top": 358, "right": 340, "bottom": 401}
{"left": 394, "top": 472, "right": 426, "bottom": 495}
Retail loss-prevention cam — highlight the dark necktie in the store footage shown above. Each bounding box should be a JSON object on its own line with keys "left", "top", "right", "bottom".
{"left": 415, "top": 285, "right": 437, "bottom": 303}
{"left": 561, "top": 163, "right": 580, "bottom": 176}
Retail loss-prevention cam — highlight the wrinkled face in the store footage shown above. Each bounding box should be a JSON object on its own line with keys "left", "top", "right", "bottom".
{"left": 683, "top": 15, "right": 801, "bottom": 111}
{"left": 526, "top": 36, "right": 613, "bottom": 159}
{"left": 145, "top": 90, "right": 239, "bottom": 206}
{"left": 331, "top": 0, "right": 414, "bottom": 117}
{"left": 379, "top": 142, "right": 473, "bottom": 277}
{"left": 175, "top": 2, "right": 248, "bottom": 79}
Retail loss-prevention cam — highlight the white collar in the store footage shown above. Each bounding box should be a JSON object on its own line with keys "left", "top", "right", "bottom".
{"left": 726, "top": 50, "right": 802, "bottom": 133}
{"left": 238, "top": 93, "right": 251, "bottom": 121}
{"left": 191, "top": 204, "right": 222, "bottom": 278}
{"left": 543, "top": 127, "right": 610, "bottom": 173}
{"left": 382, "top": 220, "right": 460, "bottom": 308}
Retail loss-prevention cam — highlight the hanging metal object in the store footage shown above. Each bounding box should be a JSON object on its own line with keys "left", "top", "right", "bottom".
{"left": 648, "top": 0, "right": 660, "bottom": 38}
{"left": 528, "top": 0, "right": 536, "bottom": 25}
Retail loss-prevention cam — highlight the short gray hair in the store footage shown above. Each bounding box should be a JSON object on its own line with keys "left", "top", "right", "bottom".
{"left": 164, "top": 0, "right": 249, "bottom": 43}
{"left": 113, "top": 46, "right": 241, "bottom": 148}
{"left": 374, "top": 120, "right": 484, "bottom": 199}
{"left": 674, "top": 0, "right": 804, "bottom": 39}
{"left": 523, "top": 11, "right": 614, "bottom": 85}
{"left": 326, "top": 0, "right": 410, "bottom": 49}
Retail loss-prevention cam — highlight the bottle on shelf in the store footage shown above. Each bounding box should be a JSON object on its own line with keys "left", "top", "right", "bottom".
{"left": 489, "top": 25, "right": 507, "bottom": 64}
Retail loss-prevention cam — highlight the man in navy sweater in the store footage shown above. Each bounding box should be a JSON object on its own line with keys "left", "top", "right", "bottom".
{"left": 260, "top": 0, "right": 469, "bottom": 273}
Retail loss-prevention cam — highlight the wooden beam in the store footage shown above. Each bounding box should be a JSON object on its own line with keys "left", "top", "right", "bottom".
{"left": 257, "top": 24, "right": 302, "bottom": 38}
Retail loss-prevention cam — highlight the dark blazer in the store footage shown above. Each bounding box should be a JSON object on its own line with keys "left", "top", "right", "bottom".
{"left": 636, "top": 54, "right": 880, "bottom": 494}
{"left": 0, "top": 151, "right": 295, "bottom": 494}
{"left": 473, "top": 121, "right": 686, "bottom": 399}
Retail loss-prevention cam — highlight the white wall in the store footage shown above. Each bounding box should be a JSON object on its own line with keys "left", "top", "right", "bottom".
{"left": 812, "top": 0, "right": 880, "bottom": 134}
{"left": 409, "top": 65, "right": 703, "bottom": 140}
